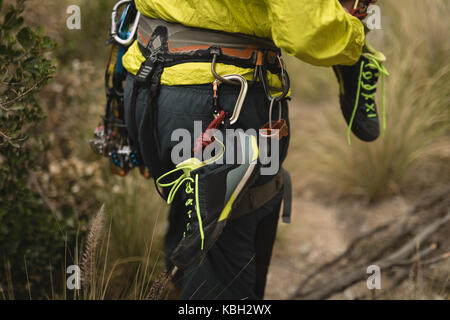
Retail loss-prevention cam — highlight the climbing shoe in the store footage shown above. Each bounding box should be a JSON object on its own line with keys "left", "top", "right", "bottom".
{"left": 156, "top": 131, "right": 260, "bottom": 270}
{"left": 333, "top": 42, "right": 389, "bottom": 143}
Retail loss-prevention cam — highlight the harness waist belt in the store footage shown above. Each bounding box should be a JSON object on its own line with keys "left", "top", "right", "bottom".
{"left": 136, "top": 16, "right": 282, "bottom": 73}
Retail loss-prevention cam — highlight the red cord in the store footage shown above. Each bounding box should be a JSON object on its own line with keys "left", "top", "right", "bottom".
{"left": 193, "top": 110, "right": 228, "bottom": 154}
{"left": 349, "top": 8, "right": 368, "bottom": 19}
{"left": 349, "top": 0, "right": 376, "bottom": 19}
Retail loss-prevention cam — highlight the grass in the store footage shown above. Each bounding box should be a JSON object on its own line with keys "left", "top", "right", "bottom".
{"left": 286, "top": 0, "right": 450, "bottom": 202}
{"left": 1, "top": 197, "right": 168, "bottom": 300}
{"left": 97, "top": 173, "right": 168, "bottom": 299}
{"left": 76, "top": 203, "right": 168, "bottom": 300}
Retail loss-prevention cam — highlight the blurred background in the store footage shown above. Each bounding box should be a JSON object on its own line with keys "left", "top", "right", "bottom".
{"left": 0, "top": 0, "right": 448, "bottom": 299}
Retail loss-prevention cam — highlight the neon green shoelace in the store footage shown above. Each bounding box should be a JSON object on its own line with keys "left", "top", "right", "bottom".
{"left": 156, "top": 167, "right": 205, "bottom": 250}
{"left": 347, "top": 57, "right": 390, "bottom": 145}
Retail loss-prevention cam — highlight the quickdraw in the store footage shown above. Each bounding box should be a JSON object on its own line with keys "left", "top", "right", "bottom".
{"left": 193, "top": 74, "right": 249, "bottom": 154}
{"left": 90, "top": 0, "right": 149, "bottom": 178}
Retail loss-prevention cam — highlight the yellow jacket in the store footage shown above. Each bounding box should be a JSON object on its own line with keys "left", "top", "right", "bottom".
{"left": 123, "top": 0, "right": 365, "bottom": 87}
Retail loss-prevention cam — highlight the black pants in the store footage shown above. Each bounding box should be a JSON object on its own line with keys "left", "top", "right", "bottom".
{"left": 124, "top": 74, "right": 290, "bottom": 299}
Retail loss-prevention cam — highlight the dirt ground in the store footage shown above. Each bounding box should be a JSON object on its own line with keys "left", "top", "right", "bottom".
{"left": 265, "top": 191, "right": 412, "bottom": 299}
{"left": 264, "top": 98, "right": 415, "bottom": 300}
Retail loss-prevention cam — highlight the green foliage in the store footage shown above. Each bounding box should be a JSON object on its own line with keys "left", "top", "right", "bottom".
{"left": 0, "top": 0, "right": 74, "bottom": 299}
{"left": 0, "top": 0, "right": 164, "bottom": 299}
{"left": 0, "top": 0, "right": 55, "bottom": 147}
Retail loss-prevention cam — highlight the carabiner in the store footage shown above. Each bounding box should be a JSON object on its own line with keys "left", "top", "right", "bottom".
{"left": 259, "top": 97, "right": 288, "bottom": 140}
{"left": 111, "top": 0, "right": 141, "bottom": 46}
{"left": 258, "top": 53, "right": 290, "bottom": 103}
{"left": 217, "top": 74, "right": 248, "bottom": 125}
{"left": 268, "top": 97, "right": 282, "bottom": 129}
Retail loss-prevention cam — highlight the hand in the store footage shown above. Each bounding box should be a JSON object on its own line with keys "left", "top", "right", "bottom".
{"left": 340, "top": 0, "right": 357, "bottom": 13}
{"left": 339, "top": 0, "right": 377, "bottom": 13}
{"left": 340, "top": 0, "right": 377, "bottom": 19}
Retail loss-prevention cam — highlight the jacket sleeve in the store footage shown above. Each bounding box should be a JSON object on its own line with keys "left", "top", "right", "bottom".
{"left": 264, "top": 0, "right": 365, "bottom": 66}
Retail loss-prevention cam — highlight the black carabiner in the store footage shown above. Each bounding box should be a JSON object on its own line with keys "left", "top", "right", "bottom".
{"left": 259, "top": 58, "right": 290, "bottom": 103}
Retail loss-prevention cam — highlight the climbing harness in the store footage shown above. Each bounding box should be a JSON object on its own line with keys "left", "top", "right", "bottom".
{"left": 89, "top": 0, "right": 148, "bottom": 177}
{"left": 90, "top": 1, "right": 295, "bottom": 271}
{"left": 136, "top": 17, "right": 283, "bottom": 74}
{"left": 130, "top": 15, "right": 291, "bottom": 178}
{"left": 131, "top": 15, "right": 293, "bottom": 220}
{"left": 91, "top": 2, "right": 292, "bottom": 224}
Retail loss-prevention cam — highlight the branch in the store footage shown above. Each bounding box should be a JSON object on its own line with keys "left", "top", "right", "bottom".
{"left": 383, "top": 212, "right": 450, "bottom": 263}
{"left": 0, "top": 79, "right": 44, "bottom": 111}
{"left": 290, "top": 211, "right": 450, "bottom": 300}
{"left": 0, "top": 130, "right": 11, "bottom": 144}
{"left": 293, "top": 221, "right": 393, "bottom": 293}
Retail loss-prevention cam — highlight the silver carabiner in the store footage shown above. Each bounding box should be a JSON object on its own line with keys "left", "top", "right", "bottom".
{"left": 268, "top": 97, "right": 282, "bottom": 129}
{"left": 111, "top": 0, "right": 141, "bottom": 46}
{"left": 218, "top": 74, "right": 248, "bottom": 125}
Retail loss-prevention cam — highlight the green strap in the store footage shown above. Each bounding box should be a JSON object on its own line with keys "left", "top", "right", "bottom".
{"left": 156, "top": 166, "right": 205, "bottom": 251}
{"left": 195, "top": 174, "right": 205, "bottom": 250}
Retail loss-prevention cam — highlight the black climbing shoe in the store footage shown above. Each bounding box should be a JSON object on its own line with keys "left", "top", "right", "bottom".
{"left": 333, "top": 42, "right": 389, "bottom": 143}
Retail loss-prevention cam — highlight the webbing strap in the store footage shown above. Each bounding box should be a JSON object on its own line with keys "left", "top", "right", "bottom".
{"left": 129, "top": 64, "right": 165, "bottom": 181}
{"left": 136, "top": 16, "right": 282, "bottom": 74}
{"left": 281, "top": 169, "right": 292, "bottom": 223}
{"left": 138, "top": 42, "right": 282, "bottom": 75}
{"left": 231, "top": 168, "right": 292, "bottom": 223}
{"left": 130, "top": 81, "right": 139, "bottom": 143}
